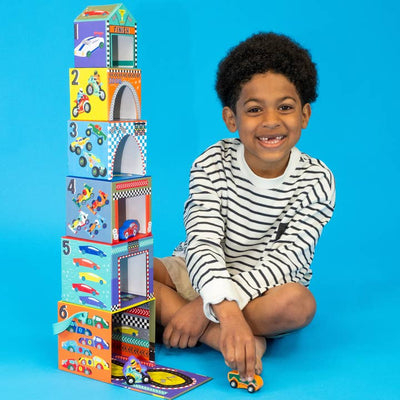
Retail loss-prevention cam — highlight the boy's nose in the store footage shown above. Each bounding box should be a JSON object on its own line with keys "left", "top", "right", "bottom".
{"left": 261, "top": 111, "right": 280, "bottom": 129}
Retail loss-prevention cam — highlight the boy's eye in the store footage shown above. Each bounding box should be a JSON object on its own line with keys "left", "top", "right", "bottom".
{"left": 247, "top": 106, "right": 262, "bottom": 113}
{"left": 279, "top": 104, "right": 294, "bottom": 111}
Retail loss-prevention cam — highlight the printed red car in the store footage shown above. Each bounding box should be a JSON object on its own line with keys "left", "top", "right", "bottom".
{"left": 73, "top": 258, "right": 100, "bottom": 270}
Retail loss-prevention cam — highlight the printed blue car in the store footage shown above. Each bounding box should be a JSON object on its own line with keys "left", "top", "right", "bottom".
{"left": 80, "top": 296, "right": 107, "bottom": 309}
{"left": 62, "top": 340, "right": 92, "bottom": 356}
{"left": 79, "top": 245, "right": 107, "bottom": 258}
{"left": 67, "top": 321, "right": 92, "bottom": 336}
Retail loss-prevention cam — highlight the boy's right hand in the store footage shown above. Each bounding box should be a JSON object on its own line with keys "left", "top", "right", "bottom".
{"left": 213, "top": 300, "right": 256, "bottom": 381}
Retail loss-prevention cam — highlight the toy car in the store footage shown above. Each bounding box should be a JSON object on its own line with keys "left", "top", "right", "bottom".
{"left": 79, "top": 152, "right": 107, "bottom": 178}
{"left": 79, "top": 272, "right": 106, "bottom": 285}
{"left": 79, "top": 335, "right": 110, "bottom": 350}
{"left": 86, "top": 123, "right": 107, "bottom": 145}
{"left": 83, "top": 10, "right": 109, "bottom": 16}
{"left": 119, "top": 219, "right": 140, "bottom": 240}
{"left": 113, "top": 326, "right": 138, "bottom": 336}
{"left": 74, "top": 36, "right": 104, "bottom": 58}
{"left": 86, "top": 216, "right": 107, "bottom": 237}
{"left": 79, "top": 245, "right": 107, "bottom": 258}
{"left": 67, "top": 321, "right": 92, "bottom": 336}
{"left": 123, "top": 356, "right": 150, "bottom": 385}
{"left": 227, "top": 371, "right": 263, "bottom": 393}
{"left": 70, "top": 137, "right": 92, "bottom": 155}
{"left": 72, "top": 283, "right": 99, "bottom": 296}
{"left": 61, "top": 340, "right": 92, "bottom": 356}
{"left": 74, "top": 258, "right": 100, "bottom": 270}
{"left": 79, "top": 296, "right": 107, "bottom": 309}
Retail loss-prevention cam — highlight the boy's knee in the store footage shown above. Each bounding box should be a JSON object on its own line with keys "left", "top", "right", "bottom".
{"left": 274, "top": 283, "right": 316, "bottom": 329}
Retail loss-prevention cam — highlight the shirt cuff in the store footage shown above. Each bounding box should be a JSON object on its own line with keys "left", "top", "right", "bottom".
{"left": 200, "top": 279, "right": 248, "bottom": 323}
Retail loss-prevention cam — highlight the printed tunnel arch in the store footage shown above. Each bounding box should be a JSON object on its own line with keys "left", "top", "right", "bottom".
{"left": 112, "top": 134, "right": 146, "bottom": 177}
{"left": 109, "top": 82, "right": 140, "bottom": 120}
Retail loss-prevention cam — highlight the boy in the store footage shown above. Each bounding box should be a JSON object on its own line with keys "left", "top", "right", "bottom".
{"left": 154, "top": 32, "right": 335, "bottom": 382}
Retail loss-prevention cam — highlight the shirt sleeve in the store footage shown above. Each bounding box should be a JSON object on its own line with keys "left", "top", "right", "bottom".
{"left": 183, "top": 163, "right": 242, "bottom": 322}
{"left": 230, "top": 195, "right": 335, "bottom": 308}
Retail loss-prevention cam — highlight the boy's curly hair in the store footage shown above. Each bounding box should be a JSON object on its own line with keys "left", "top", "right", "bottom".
{"left": 215, "top": 32, "right": 318, "bottom": 112}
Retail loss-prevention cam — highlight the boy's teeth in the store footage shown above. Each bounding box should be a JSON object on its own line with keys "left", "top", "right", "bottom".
{"left": 260, "top": 136, "right": 284, "bottom": 141}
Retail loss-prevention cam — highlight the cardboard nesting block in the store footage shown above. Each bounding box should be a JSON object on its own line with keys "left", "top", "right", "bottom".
{"left": 61, "top": 236, "right": 154, "bottom": 311}
{"left": 65, "top": 175, "right": 151, "bottom": 244}
{"left": 57, "top": 299, "right": 155, "bottom": 384}
{"left": 68, "top": 120, "right": 147, "bottom": 180}
{"left": 74, "top": 3, "right": 137, "bottom": 68}
{"left": 69, "top": 68, "right": 141, "bottom": 121}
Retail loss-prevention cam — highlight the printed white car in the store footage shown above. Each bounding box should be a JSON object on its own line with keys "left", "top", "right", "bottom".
{"left": 75, "top": 36, "right": 104, "bottom": 57}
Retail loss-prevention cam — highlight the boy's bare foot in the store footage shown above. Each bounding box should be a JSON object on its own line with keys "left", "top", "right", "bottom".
{"left": 255, "top": 336, "right": 267, "bottom": 375}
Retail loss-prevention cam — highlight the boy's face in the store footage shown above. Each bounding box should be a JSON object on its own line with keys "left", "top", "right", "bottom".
{"left": 222, "top": 72, "right": 311, "bottom": 178}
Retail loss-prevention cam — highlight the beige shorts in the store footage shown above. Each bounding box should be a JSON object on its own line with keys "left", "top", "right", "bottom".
{"left": 159, "top": 256, "right": 199, "bottom": 302}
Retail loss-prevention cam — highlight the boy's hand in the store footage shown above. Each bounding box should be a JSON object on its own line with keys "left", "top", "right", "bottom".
{"left": 213, "top": 300, "right": 256, "bottom": 381}
{"left": 163, "top": 296, "right": 209, "bottom": 348}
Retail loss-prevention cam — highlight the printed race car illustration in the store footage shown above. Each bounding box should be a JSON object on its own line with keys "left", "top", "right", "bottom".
{"left": 113, "top": 326, "right": 138, "bottom": 337}
{"left": 62, "top": 340, "right": 92, "bottom": 356}
{"left": 69, "top": 137, "right": 92, "bottom": 155}
{"left": 79, "top": 152, "right": 107, "bottom": 178}
{"left": 76, "top": 314, "right": 109, "bottom": 329}
{"left": 119, "top": 219, "right": 140, "bottom": 240}
{"left": 67, "top": 321, "right": 92, "bottom": 336}
{"left": 86, "top": 215, "right": 107, "bottom": 238}
{"left": 83, "top": 10, "right": 109, "bottom": 17}
{"left": 79, "top": 335, "right": 110, "bottom": 350}
{"left": 79, "top": 355, "right": 109, "bottom": 370}
{"left": 72, "top": 283, "right": 99, "bottom": 296}
{"left": 79, "top": 272, "right": 106, "bottom": 285}
{"left": 227, "top": 371, "right": 263, "bottom": 393}
{"left": 123, "top": 356, "right": 150, "bottom": 385}
{"left": 68, "top": 210, "right": 89, "bottom": 234}
{"left": 72, "top": 184, "right": 93, "bottom": 207}
{"left": 74, "top": 257, "right": 100, "bottom": 270}
{"left": 79, "top": 296, "right": 107, "bottom": 309}
{"left": 87, "top": 190, "right": 109, "bottom": 214}
{"left": 74, "top": 36, "right": 104, "bottom": 58}
{"left": 85, "top": 123, "right": 107, "bottom": 145}
{"left": 79, "top": 245, "right": 107, "bottom": 258}
{"left": 62, "top": 359, "right": 92, "bottom": 375}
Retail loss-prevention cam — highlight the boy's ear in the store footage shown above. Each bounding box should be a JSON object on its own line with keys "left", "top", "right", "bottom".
{"left": 301, "top": 103, "right": 312, "bottom": 129}
{"left": 222, "top": 107, "right": 237, "bottom": 132}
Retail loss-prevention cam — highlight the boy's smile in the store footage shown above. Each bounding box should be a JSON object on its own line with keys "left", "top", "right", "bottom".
{"left": 222, "top": 72, "right": 311, "bottom": 178}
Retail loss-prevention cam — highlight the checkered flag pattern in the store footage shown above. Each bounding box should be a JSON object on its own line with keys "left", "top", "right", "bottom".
{"left": 113, "top": 312, "right": 150, "bottom": 330}
{"left": 112, "top": 187, "right": 151, "bottom": 201}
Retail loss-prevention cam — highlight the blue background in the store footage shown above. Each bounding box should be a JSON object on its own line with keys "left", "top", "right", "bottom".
{"left": 1, "top": 0, "right": 399, "bottom": 399}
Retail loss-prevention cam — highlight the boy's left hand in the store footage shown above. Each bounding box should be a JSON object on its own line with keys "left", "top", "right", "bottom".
{"left": 163, "top": 296, "right": 209, "bottom": 348}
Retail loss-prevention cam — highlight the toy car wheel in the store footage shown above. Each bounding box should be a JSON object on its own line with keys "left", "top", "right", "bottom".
{"left": 84, "top": 350, "right": 90, "bottom": 356}
{"left": 72, "top": 107, "right": 79, "bottom": 117}
{"left": 75, "top": 146, "right": 81, "bottom": 155}
{"left": 99, "top": 90, "right": 106, "bottom": 101}
{"left": 84, "top": 102, "right": 91, "bottom": 113}
{"left": 126, "top": 376, "right": 135, "bottom": 385}
{"left": 79, "top": 156, "right": 87, "bottom": 167}
{"left": 86, "top": 142, "right": 92, "bottom": 151}
{"left": 68, "top": 365, "right": 75, "bottom": 371}
{"left": 86, "top": 51, "right": 91, "bottom": 58}
{"left": 247, "top": 385, "right": 255, "bottom": 393}
{"left": 86, "top": 128, "right": 92, "bottom": 136}
{"left": 81, "top": 276, "right": 86, "bottom": 281}
{"left": 124, "top": 232, "right": 129, "bottom": 239}
{"left": 92, "top": 291, "right": 97, "bottom": 296}
{"left": 96, "top": 344, "right": 103, "bottom": 350}
{"left": 81, "top": 359, "right": 86, "bottom": 365}
{"left": 102, "top": 223, "right": 107, "bottom": 229}
{"left": 96, "top": 363, "right": 103, "bottom": 370}
{"left": 230, "top": 379, "right": 238, "bottom": 389}
{"left": 92, "top": 166, "right": 99, "bottom": 177}
{"left": 100, "top": 168, "right": 107, "bottom": 177}
{"left": 142, "top": 376, "right": 150, "bottom": 384}
{"left": 97, "top": 137, "right": 103, "bottom": 145}
{"left": 69, "top": 144, "right": 75, "bottom": 152}
{"left": 99, "top": 280, "right": 104, "bottom": 285}
{"left": 84, "top": 368, "right": 91, "bottom": 375}
{"left": 132, "top": 229, "right": 137, "bottom": 236}
{"left": 67, "top": 346, "right": 74, "bottom": 352}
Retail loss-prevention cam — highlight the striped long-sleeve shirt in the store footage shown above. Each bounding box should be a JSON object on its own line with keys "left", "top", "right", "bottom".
{"left": 181, "top": 138, "right": 335, "bottom": 322}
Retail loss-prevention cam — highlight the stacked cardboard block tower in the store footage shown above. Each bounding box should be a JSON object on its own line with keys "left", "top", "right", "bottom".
{"left": 54, "top": 5, "right": 211, "bottom": 397}
{"left": 57, "top": 3, "right": 155, "bottom": 383}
